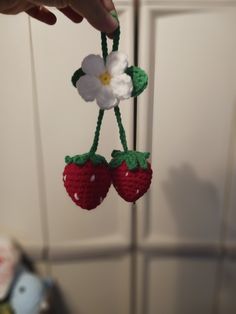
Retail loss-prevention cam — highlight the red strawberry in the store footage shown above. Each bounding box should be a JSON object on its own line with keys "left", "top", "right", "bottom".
{"left": 63, "top": 154, "right": 111, "bottom": 210}
{"left": 110, "top": 150, "right": 153, "bottom": 202}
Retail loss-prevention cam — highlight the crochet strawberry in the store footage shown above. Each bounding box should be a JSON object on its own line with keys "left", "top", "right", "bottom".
{"left": 63, "top": 12, "right": 152, "bottom": 210}
{"left": 110, "top": 150, "right": 152, "bottom": 202}
{"left": 63, "top": 153, "right": 111, "bottom": 210}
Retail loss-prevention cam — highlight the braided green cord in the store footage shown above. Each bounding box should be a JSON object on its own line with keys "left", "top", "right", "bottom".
{"left": 114, "top": 106, "right": 128, "bottom": 152}
{"left": 112, "top": 27, "right": 120, "bottom": 51}
{"left": 111, "top": 15, "right": 129, "bottom": 152}
{"left": 109, "top": 13, "right": 129, "bottom": 152}
{"left": 89, "top": 31, "right": 109, "bottom": 155}
{"left": 101, "top": 32, "right": 108, "bottom": 60}
{"left": 89, "top": 109, "right": 104, "bottom": 154}
{"left": 89, "top": 13, "right": 125, "bottom": 155}
{"left": 110, "top": 10, "right": 120, "bottom": 51}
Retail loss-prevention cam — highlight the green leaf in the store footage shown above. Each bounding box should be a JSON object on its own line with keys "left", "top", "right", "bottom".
{"left": 137, "top": 153, "right": 148, "bottom": 169}
{"left": 90, "top": 154, "right": 107, "bottom": 165}
{"left": 109, "top": 157, "right": 123, "bottom": 168}
{"left": 65, "top": 155, "right": 72, "bottom": 164}
{"left": 111, "top": 150, "right": 122, "bottom": 158}
{"left": 126, "top": 155, "right": 138, "bottom": 170}
{"left": 71, "top": 68, "right": 85, "bottom": 87}
{"left": 73, "top": 154, "right": 89, "bottom": 165}
{"left": 125, "top": 66, "right": 148, "bottom": 97}
{"left": 65, "top": 152, "right": 107, "bottom": 166}
{"left": 109, "top": 150, "right": 150, "bottom": 170}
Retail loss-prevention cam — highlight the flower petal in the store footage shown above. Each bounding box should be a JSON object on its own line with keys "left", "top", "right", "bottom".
{"left": 106, "top": 51, "right": 128, "bottom": 76}
{"left": 110, "top": 74, "right": 133, "bottom": 100}
{"left": 96, "top": 86, "right": 119, "bottom": 110}
{"left": 82, "top": 54, "right": 105, "bottom": 76}
{"left": 76, "top": 75, "right": 101, "bottom": 101}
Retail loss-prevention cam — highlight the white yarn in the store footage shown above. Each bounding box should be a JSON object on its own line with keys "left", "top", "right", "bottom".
{"left": 76, "top": 51, "right": 133, "bottom": 110}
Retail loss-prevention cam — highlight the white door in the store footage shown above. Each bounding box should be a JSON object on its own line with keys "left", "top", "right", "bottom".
{"left": 137, "top": 3, "right": 236, "bottom": 314}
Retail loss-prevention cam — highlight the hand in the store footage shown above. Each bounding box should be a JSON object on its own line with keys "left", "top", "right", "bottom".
{"left": 0, "top": 0, "right": 118, "bottom": 34}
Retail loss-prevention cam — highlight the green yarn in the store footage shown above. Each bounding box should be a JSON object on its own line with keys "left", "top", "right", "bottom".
{"left": 125, "top": 66, "right": 148, "bottom": 97}
{"left": 101, "top": 32, "right": 109, "bottom": 60}
{"left": 68, "top": 12, "right": 149, "bottom": 164}
{"left": 110, "top": 11, "right": 120, "bottom": 52}
{"left": 110, "top": 150, "right": 150, "bottom": 170}
{"left": 65, "top": 110, "right": 106, "bottom": 166}
{"left": 112, "top": 27, "right": 120, "bottom": 52}
{"left": 89, "top": 109, "right": 104, "bottom": 154}
{"left": 72, "top": 68, "right": 84, "bottom": 87}
{"left": 71, "top": 13, "right": 148, "bottom": 100}
{"left": 65, "top": 152, "right": 107, "bottom": 166}
{"left": 88, "top": 16, "right": 122, "bottom": 157}
{"left": 114, "top": 106, "right": 128, "bottom": 152}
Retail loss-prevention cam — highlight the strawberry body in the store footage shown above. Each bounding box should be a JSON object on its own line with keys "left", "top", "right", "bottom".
{"left": 111, "top": 160, "right": 152, "bottom": 202}
{"left": 63, "top": 160, "right": 111, "bottom": 210}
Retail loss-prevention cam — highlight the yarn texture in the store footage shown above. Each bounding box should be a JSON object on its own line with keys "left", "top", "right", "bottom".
{"left": 63, "top": 161, "right": 111, "bottom": 210}
{"left": 125, "top": 66, "right": 148, "bottom": 97}
{"left": 111, "top": 161, "right": 152, "bottom": 202}
{"left": 76, "top": 51, "right": 133, "bottom": 110}
{"left": 63, "top": 11, "right": 152, "bottom": 210}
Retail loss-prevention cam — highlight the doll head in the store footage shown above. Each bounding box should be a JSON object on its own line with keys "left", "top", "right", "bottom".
{"left": 0, "top": 237, "right": 20, "bottom": 301}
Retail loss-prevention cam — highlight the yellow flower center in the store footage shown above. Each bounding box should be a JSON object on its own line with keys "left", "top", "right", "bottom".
{"left": 99, "top": 71, "right": 111, "bottom": 85}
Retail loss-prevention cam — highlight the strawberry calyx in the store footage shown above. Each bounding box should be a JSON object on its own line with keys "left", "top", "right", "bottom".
{"left": 65, "top": 152, "right": 107, "bottom": 166}
{"left": 109, "top": 150, "right": 150, "bottom": 170}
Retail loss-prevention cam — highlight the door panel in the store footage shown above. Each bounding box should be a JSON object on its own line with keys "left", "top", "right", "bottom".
{"left": 51, "top": 256, "right": 130, "bottom": 314}
{"left": 145, "top": 257, "right": 217, "bottom": 314}
{"left": 218, "top": 259, "right": 236, "bottom": 313}
{"left": 138, "top": 7, "right": 236, "bottom": 245}
{"left": 0, "top": 15, "right": 44, "bottom": 254}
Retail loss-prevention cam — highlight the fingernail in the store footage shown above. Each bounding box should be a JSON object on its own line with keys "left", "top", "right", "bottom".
{"left": 110, "top": 10, "right": 118, "bottom": 20}
{"left": 107, "top": 13, "right": 118, "bottom": 32}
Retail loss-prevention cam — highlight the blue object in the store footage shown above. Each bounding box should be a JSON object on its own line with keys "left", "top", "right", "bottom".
{"left": 10, "top": 269, "right": 51, "bottom": 314}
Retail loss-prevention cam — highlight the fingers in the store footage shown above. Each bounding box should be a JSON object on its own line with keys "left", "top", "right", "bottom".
{"left": 59, "top": 6, "right": 83, "bottom": 23}
{"left": 70, "top": 0, "right": 118, "bottom": 33}
{"left": 4, "top": 0, "right": 118, "bottom": 31}
{"left": 100, "top": 0, "right": 115, "bottom": 12}
{"left": 0, "top": 1, "right": 34, "bottom": 14}
{"left": 29, "top": 0, "right": 68, "bottom": 7}
{"left": 26, "top": 6, "right": 57, "bottom": 24}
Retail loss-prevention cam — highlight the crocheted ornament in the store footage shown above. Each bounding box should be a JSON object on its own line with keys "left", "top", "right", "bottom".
{"left": 75, "top": 51, "right": 133, "bottom": 110}
{"left": 110, "top": 151, "right": 152, "bottom": 202}
{"left": 63, "top": 158, "right": 111, "bottom": 210}
{"left": 63, "top": 12, "right": 152, "bottom": 210}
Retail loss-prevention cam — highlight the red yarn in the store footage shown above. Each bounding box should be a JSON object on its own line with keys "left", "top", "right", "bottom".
{"left": 63, "top": 160, "right": 111, "bottom": 210}
{"left": 111, "top": 161, "right": 152, "bottom": 202}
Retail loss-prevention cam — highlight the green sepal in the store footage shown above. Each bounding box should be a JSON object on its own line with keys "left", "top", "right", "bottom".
{"left": 110, "top": 150, "right": 150, "bottom": 170}
{"left": 71, "top": 68, "right": 85, "bottom": 87}
{"left": 65, "top": 152, "right": 107, "bottom": 166}
{"left": 125, "top": 66, "right": 148, "bottom": 97}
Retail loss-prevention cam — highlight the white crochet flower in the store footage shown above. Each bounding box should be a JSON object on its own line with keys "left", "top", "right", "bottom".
{"left": 76, "top": 51, "right": 133, "bottom": 110}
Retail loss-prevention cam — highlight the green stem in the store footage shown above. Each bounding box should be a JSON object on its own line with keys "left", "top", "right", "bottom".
{"left": 114, "top": 106, "right": 128, "bottom": 152}
{"left": 90, "top": 14, "right": 121, "bottom": 155}
{"left": 110, "top": 11, "right": 120, "bottom": 52}
{"left": 89, "top": 109, "right": 104, "bottom": 154}
{"left": 101, "top": 32, "right": 108, "bottom": 61}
